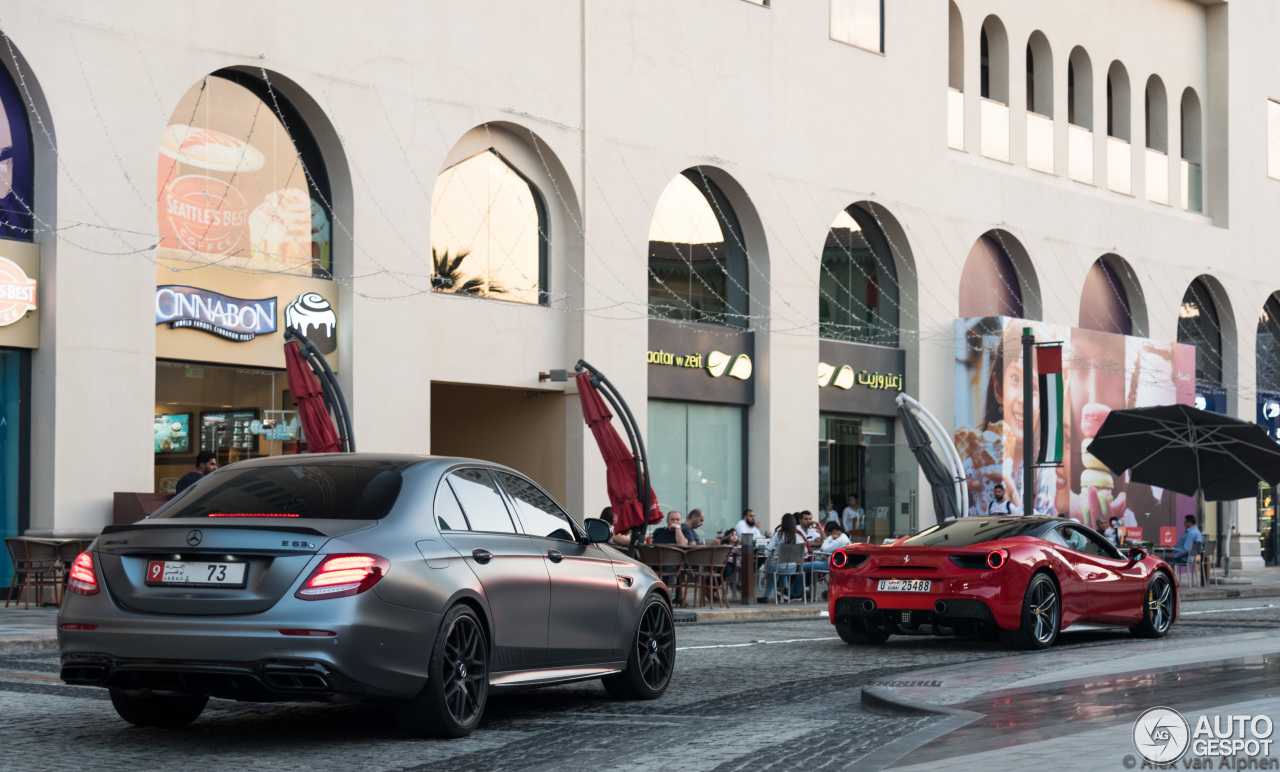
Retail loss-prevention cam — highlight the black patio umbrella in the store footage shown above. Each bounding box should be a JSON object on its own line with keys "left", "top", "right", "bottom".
{"left": 1088, "top": 404, "right": 1280, "bottom": 501}
{"left": 896, "top": 401, "right": 961, "bottom": 525}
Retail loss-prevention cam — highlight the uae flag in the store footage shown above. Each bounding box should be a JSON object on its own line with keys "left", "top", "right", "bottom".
{"left": 1036, "top": 345, "right": 1064, "bottom": 465}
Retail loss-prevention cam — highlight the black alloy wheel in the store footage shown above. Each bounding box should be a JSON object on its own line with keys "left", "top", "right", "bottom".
{"left": 603, "top": 594, "right": 675, "bottom": 700}
{"left": 1131, "top": 571, "right": 1175, "bottom": 638}
{"left": 835, "top": 620, "right": 890, "bottom": 645}
{"left": 109, "top": 689, "right": 208, "bottom": 728}
{"left": 1007, "top": 572, "right": 1060, "bottom": 650}
{"left": 393, "top": 604, "right": 489, "bottom": 738}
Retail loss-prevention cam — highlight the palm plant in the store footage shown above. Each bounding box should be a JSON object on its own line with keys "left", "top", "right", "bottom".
{"left": 431, "top": 246, "right": 505, "bottom": 296}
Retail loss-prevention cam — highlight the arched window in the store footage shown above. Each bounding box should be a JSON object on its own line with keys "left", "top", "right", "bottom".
{"left": 1181, "top": 88, "right": 1203, "bottom": 212}
{"left": 431, "top": 148, "right": 549, "bottom": 305}
{"left": 0, "top": 62, "right": 32, "bottom": 241}
{"left": 1025, "top": 32, "right": 1053, "bottom": 118}
{"left": 1067, "top": 47, "right": 1092, "bottom": 129}
{"left": 959, "top": 233, "right": 1023, "bottom": 318}
{"left": 979, "top": 17, "right": 1008, "bottom": 103}
{"left": 1258, "top": 293, "right": 1280, "bottom": 396}
{"left": 1078, "top": 257, "right": 1135, "bottom": 335}
{"left": 1106, "top": 61, "right": 1130, "bottom": 141}
{"left": 819, "top": 204, "right": 899, "bottom": 346}
{"left": 647, "top": 169, "right": 749, "bottom": 328}
{"left": 1178, "top": 278, "right": 1222, "bottom": 386}
{"left": 948, "top": 2, "right": 963, "bottom": 92}
{"left": 1145, "top": 75, "right": 1168, "bottom": 153}
{"left": 157, "top": 71, "right": 332, "bottom": 277}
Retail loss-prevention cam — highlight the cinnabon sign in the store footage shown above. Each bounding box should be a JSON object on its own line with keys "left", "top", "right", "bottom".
{"left": 0, "top": 256, "right": 36, "bottom": 327}
{"left": 155, "top": 285, "right": 277, "bottom": 342}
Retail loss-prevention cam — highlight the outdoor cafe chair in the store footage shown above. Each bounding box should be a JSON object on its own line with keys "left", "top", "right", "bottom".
{"left": 806, "top": 551, "right": 832, "bottom": 604}
{"left": 682, "top": 545, "right": 731, "bottom": 609}
{"left": 765, "top": 543, "right": 808, "bottom": 604}
{"left": 4, "top": 537, "right": 63, "bottom": 609}
{"left": 1201, "top": 538, "right": 1217, "bottom": 586}
{"left": 1173, "top": 540, "right": 1204, "bottom": 588}
{"left": 637, "top": 544, "right": 690, "bottom": 600}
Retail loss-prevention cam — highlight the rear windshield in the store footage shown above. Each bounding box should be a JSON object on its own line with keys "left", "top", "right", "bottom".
{"left": 153, "top": 464, "right": 404, "bottom": 521}
{"left": 900, "top": 518, "right": 1041, "bottom": 548}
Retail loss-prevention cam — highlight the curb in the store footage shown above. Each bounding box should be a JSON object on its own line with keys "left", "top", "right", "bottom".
{"left": 678, "top": 606, "right": 829, "bottom": 624}
{"left": 860, "top": 684, "right": 979, "bottom": 718}
{"left": 1180, "top": 585, "right": 1280, "bottom": 602}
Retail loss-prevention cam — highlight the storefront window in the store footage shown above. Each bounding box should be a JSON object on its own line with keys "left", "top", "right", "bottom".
{"left": 0, "top": 349, "right": 28, "bottom": 586}
{"left": 648, "top": 170, "right": 749, "bottom": 328}
{"left": 819, "top": 413, "right": 896, "bottom": 543}
{"left": 154, "top": 361, "right": 305, "bottom": 493}
{"left": 819, "top": 206, "right": 899, "bottom": 346}
{"left": 430, "top": 149, "right": 548, "bottom": 305}
{"left": 647, "top": 400, "right": 744, "bottom": 536}
{"left": 157, "top": 72, "right": 332, "bottom": 278}
{"left": 1178, "top": 278, "right": 1222, "bottom": 387}
{"left": 1257, "top": 294, "right": 1280, "bottom": 395}
{"left": 0, "top": 64, "right": 33, "bottom": 242}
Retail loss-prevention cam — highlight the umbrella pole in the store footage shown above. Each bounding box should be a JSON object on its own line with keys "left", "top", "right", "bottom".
{"left": 287, "top": 326, "right": 355, "bottom": 452}
{"left": 1022, "top": 327, "right": 1034, "bottom": 515}
{"left": 576, "top": 360, "right": 653, "bottom": 559}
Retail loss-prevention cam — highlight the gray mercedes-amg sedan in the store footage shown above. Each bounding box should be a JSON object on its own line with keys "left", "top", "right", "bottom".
{"left": 57, "top": 454, "right": 675, "bottom": 738}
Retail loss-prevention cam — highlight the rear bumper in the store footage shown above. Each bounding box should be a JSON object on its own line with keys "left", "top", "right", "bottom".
{"left": 59, "top": 653, "right": 396, "bottom": 701}
{"left": 832, "top": 595, "right": 1004, "bottom": 634}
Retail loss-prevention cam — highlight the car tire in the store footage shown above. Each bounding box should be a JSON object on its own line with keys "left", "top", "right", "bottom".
{"left": 602, "top": 593, "right": 674, "bottom": 700}
{"left": 1130, "top": 570, "right": 1175, "bottom": 639}
{"left": 109, "top": 689, "right": 207, "bottom": 728}
{"left": 393, "top": 604, "right": 489, "bottom": 739}
{"left": 1007, "top": 572, "right": 1060, "bottom": 650}
{"left": 835, "top": 621, "right": 890, "bottom": 645}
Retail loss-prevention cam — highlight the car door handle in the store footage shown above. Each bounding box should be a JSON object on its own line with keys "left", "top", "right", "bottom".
{"left": 471, "top": 549, "right": 493, "bottom": 564}
{"left": 546, "top": 550, "right": 564, "bottom": 563}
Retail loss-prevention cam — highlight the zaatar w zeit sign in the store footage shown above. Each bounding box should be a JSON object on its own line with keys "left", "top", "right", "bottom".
{"left": 155, "top": 285, "right": 277, "bottom": 342}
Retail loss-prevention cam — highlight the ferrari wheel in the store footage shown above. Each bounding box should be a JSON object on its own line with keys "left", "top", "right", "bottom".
{"left": 835, "top": 620, "right": 890, "bottom": 645}
{"left": 1130, "top": 571, "right": 1174, "bottom": 639}
{"left": 1007, "top": 572, "right": 1059, "bottom": 650}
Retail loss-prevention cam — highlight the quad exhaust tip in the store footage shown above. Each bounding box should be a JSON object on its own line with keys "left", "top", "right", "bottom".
{"left": 935, "top": 601, "right": 947, "bottom": 614}
{"left": 862, "top": 599, "right": 876, "bottom": 613}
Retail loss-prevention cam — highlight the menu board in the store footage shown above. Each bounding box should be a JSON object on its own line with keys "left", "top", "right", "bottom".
{"left": 200, "top": 409, "right": 259, "bottom": 453}
{"left": 154, "top": 413, "right": 192, "bottom": 454}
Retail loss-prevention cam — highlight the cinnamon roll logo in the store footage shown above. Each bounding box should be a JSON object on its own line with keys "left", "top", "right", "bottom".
{"left": 285, "top": 292, "right": 337, "bottom": 354}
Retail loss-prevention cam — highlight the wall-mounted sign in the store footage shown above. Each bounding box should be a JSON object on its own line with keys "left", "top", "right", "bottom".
{"left": 286, "top": 292, "right": 337, "bottom": 354}
{"left": 648, "top": 320, "right": 754, "bottom": 405}
{"left": 647, "top": 348, "right": 753, "bottom": 380}
{"left": 818, "top": 363, "right": 902, "bottom": 392}
{"left": 818, "top": 339, "right": 905, "bottom": 417}
{"left": 0, "top": 256, "right": 36, "bottom": 326}
{"left": 155, "top": 285, "right": 278, "bottom": 342}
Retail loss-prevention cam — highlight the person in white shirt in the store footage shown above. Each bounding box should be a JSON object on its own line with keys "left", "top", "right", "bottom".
{"left": 798, "top": 510, "right": 822, "bottom": 546}
{"left": 734, "top": 509, "right": 764, "bottom": 541}
{"left": 803, "top": 521, "right": 852, "bottom": 582}
{"left": 821, "top": 498, "right": 840, "bottom": 526}
{"left": 987, "top": 484, "right": 1014, "bottom": 515}
{"left": 842, "top": 493, "right": 865, "bottom": 537}
{"left": 762, "top": 513, "right": 808, "bottom": 601}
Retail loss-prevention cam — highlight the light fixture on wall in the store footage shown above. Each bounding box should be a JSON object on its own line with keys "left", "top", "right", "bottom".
{"left": 538, "top": 369, "right": 569, "bottom": 383}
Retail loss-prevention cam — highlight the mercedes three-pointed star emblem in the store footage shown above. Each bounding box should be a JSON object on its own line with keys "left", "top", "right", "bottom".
{"left": 186, "top": 529, "right": 203, "bottom": 546}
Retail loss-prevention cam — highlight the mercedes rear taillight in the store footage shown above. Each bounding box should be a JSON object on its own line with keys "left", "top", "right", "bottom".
{"left": 66, "top": 552, "right": 99, "bottom": 596}
{"left": 295, "top": 554, "right": 388, "bottom": 600}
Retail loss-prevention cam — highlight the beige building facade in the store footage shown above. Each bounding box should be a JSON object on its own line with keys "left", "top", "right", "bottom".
{"left": 0, "top": 0, "right": 1274, "bottom": 569}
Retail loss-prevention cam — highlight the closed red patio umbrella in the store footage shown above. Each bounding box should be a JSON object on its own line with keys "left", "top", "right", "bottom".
{"left": 576, "top": 372, "right": 661, "bottom": 534}
{"left": 285, "top": 340, "right": 343, "bottom": 453}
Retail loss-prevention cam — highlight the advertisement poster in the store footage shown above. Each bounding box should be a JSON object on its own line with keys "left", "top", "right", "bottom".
{"left": 955, "top": 317, "right": 1195, "bottom": 538}
{"left": 156, "top": 75, "right": 330, "bottom": 276}
{"left": 154, "top": 413, "right": 191, "bottom": 454}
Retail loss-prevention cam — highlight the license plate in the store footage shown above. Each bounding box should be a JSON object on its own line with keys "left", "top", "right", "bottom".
{"left": 877, "top": 578, "right": 931, "bottom": 592}
{"left": 146, "top": 560, "right": 247, "bottom": 587}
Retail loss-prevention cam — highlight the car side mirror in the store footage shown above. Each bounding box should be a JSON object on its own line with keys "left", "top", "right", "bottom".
{"left": 583, "top": 517, "right": 611, "bottom": 544}
{"left": 1128, "top": 546, "right": 1147, "bottom": 562}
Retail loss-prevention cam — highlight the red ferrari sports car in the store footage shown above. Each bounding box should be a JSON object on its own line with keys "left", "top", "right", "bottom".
{"left": 827, "top": 516, "right": 1177, "bottom": 649}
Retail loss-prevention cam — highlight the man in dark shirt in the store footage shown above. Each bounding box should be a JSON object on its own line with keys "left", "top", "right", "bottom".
{"left": 175, "top": 451, "right": 218, "bottom": 494}
{"left": 651, "top": 510, "right": 692, "bottom": 546}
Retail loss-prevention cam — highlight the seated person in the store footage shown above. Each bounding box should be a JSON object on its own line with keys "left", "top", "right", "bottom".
{"left": 599, "top": 506, "right": 631, "bottom": 548}
{"left": 1064, "top": 526, "right": 1090, "bottom": 553}
{"left": 1168, "top": 515, "right": 1204, "bottom": 565}
{"left": 803, "top": 522, "right": 851, "bottom": 576}
{"left": 650, "top": 510, "right": 692, "bottom": 546}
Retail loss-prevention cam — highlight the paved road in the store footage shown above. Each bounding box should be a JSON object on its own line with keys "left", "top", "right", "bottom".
{"left": 1, "top": 597, "right": 1278, "bottom": 771}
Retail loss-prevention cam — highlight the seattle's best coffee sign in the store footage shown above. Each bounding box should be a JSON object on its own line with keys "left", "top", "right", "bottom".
{"left": 0, "top": 256, "right": 36, "bottom": 326}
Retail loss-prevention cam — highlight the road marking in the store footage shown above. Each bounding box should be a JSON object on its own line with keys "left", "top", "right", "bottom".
{"left": 677, "top": 636, "right": 841, "bottom": 651}
{"left": 1181, "top": 605, "right": 1275, "bottom": 616}
{"left": 0, "top": 671, "right": 62, "bottom": 684}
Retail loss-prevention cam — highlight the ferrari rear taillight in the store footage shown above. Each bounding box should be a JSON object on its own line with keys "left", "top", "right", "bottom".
{"left": 831, "top": 551, "right": 848, "bottom": 569}
{"left": 67, "top": 552, "right": 99, "bottom": 596}
{"left": 986, "top": 549, "right": 1009, "bottom": 570}
{"left": 295, "top": 554, "right": 388, "bottom": 600}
